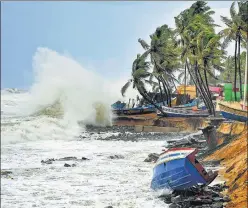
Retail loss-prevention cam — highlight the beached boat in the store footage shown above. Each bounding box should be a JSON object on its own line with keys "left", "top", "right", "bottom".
{"left": 113, "top": 98, "right": 177, "bottom": 115}
{"left": 111, "top": 102, "right": 126, "bottom": 110}
{"left": 219, "top": 103, "right": 248, "bottom": 122}
{"left": 174, "top": 98, "right": 199, "bottom": 109}
{"left": 121, "top": 105, "right": 156, "bottom": 115}
{"left": 157, "top": 106, "right": 209, "bottom": 117}
{"left": 151, "top": 148, "right": 218, "bottom": 191}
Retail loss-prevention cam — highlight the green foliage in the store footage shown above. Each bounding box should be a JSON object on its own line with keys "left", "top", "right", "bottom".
{"left": 220, "top": 52, "right": 246, "bottom": 83}
{"left": 121, "top": 1, "right": 247, "bottom": 114}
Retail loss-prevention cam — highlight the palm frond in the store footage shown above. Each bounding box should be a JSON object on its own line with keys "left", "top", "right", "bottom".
{"left": 220, "top": 16, "right": 233, "bottom": 28}
{"left": 230, "top": 2, "right": 237, "bottom": 20}
{"left": 138, "top": 38, "right": 150, "bottom": 50}
{"left": 121, "top": 80, "right": 132, "bottom": 96}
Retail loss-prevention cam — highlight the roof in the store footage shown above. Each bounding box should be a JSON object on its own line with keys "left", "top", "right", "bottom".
{"left": 209, "top": 86, "right": 223, "bottom": 93}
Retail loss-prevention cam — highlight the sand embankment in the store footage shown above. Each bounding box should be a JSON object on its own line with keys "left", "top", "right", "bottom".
{"left": 205, "top": 122, "right": 247, "bottom": 208}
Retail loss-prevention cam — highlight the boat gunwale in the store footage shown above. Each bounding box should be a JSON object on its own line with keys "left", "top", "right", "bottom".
{"left": 218, "top": 103, "right": 247, "bottom": 113}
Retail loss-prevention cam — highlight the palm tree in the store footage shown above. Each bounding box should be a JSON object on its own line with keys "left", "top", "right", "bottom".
{"left": 220, "top": 2, "right": 246, "bottom": 100}
{"left": 174, "top": 1, "right": 219, "bottom": 115}
{"left": 138, "top": 24, "right": 181, "bottom": 107}
{"left": 238, "top": 1, "right": 248, "bottom": 107}
{"left": 196, "top": 30, "right": 225, "bottom": 115}
{"left": 121, "top": 52, "right": 150, "bottom": 97}
{"left": 121, "top": 52, "right": 166, "bottom": 114}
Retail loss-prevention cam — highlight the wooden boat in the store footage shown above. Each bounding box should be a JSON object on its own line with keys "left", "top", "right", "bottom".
{"left": 151, "top": 148, "right": 218, "bottom": 191}
{"left": 121, "top": 106, "right": 156, "bottom": 115}
{"left": 111, "top": 102, "right": 126, "bottom": 110}
{"left": 219, "top": 103, "right": 248, "bottom": 122}
{"left": 174, "top": 98, "right": 199, "bottom": 109}
{"left": 113, "top": 99, "right": 175, "bottom": 115}
{"left": 157, "top": 106, "right": 209, "bottom": 117}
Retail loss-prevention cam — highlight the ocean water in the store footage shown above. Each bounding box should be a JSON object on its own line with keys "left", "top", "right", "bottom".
{"left": 1, "top": 48, "right": 175, "bottom": 208}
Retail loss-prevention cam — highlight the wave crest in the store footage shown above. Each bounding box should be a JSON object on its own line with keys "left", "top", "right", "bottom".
{"left": 25, "top": 47, "right": 116, "bottom": 127}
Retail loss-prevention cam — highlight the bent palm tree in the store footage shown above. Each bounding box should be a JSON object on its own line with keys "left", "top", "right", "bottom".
{"left": 121, "top": 52, "right": 166, "bottom": 114}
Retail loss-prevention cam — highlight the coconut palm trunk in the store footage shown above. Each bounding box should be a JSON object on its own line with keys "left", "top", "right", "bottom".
{"left": 203, "top": 66, "right": 216, "bottom": 116}
{"left": 186, "top": 60, "right": 211, "bottom": 112}
{"left": 238, "top": 32, "right": 243, "bottom": 99}
{"left": 187, "top": 61, "right": 212, "bottom": 114}
{"left": 158, "top": 80, "right": 165, "bottom": 105}
{"left": 137, "top": 87, "right": 166, "bottom": 115}
{"left": 195, "top": 62, "right": 213, "bottom": 115}
{"left": 234, "top": 37, "right": 238, "bottom": 101}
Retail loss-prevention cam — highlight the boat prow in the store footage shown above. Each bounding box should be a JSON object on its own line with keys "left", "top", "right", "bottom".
{"left": 151, "top": 148, "right": 218, "bottom": 191}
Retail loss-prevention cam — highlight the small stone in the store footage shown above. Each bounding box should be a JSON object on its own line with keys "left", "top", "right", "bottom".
{"left": 144, "top": 153, "right": 159, "bottom": 162}
{"left": 213, "top": 197, "right": 223, "bottom": 202}
{"left": 171, "top": 195, "right": 181, "bottom": 203}
{"left": 223, "top": 202, "right": 228, "bottom": 207}
{"left": 81, "top": 157, "right": 89, "bottom": 160}
{"left": 72, "top": 164, "right": 76, "bottom": 167}
{"left": 1, "top": 170, "right": 12, "bottom": 175}
{"left": 64, "top": 163, "right": 71, "bottom": 167}
{"left": 108, "top": 155, "right": 124, "bottom": 159}
{"left": 59, "top": 157, "right": 77, "bottom": 161}
{"left": 169, "top": 203, "right": 180, "bottom": 208}
{"left": 211, "top": 202, "right": 223, "bottom": 208}
{"left": 41, "top": 159, "right": 54, "bottom": 164}
{"left": 223, "top": 196, "right": 231, "bottom": 202}
{"left": 104, "top": 206, "right": 113, "bottom": 208}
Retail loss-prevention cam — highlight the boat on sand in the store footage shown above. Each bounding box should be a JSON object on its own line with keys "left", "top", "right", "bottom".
{"left": 157, "top": 106, "right": 209, "bottom": 117}
{"left": 218, "top": 103, "right": 248, "bottom": 122}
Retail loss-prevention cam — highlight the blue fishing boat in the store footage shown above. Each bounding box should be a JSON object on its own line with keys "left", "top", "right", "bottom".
{"left": 174, "top": 98, "right": 199, "bottom": 108}
{"left": 121, "top": 105, "right": 156, "bottom": 115}
{"left": 219, "top": 103, "right": 248, "bottom": 122}
{"left": 111, "top": 102, "right": 126, "bottom": 110}
{"left": 157, "top": 106, "right": 209, "bottom": 117}
{"left": 113, "top": 101, "right": 167, "bottom": 115}
{"left": 151, "top": 148, "right": 218, "bottom": 191}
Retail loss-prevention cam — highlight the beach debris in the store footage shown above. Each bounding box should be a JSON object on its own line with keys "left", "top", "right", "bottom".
{"left": 144, "top": 153, "right": 159, "bottom": 162}
{"left": 108, "top": 154, "right": 124, "bottom": 159}
{"left": 41, "top": 158, "right": 55, "bottom": 164}
{"left": 199, "top": 125, "right": 218, "bottom": 150}
{"left": 160, "top": 183, "right": 229, "bottom": 208}
{"left": 58, "top": 157, "right": 77, "bottom": 161}
{"left": 64, "top": 163, "right": 71, "bottom": 167}
{"left": 41, "top": 156, "right": 90, "bottom": 165}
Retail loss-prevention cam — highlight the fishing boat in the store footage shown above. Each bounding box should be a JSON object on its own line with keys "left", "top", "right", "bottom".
{"left": 219, "top": 103, "right": 248, "bottom": 122}
{"left": 157, "top": 106, "right": 209, "bottom": 117}
{"left": 113, "top": 98, "right": 176, "bottom": 115}
{"left": 111, "top": 102, "right": 126, "bottom": 110}
{"left": 174, "top": 98, "right": 199, "bottom": 109}
{"left": 121, "top": 105, "right": 156, "bottom": 115}
{"left": 151, "top": 148, "right": 218, "bottom": 191}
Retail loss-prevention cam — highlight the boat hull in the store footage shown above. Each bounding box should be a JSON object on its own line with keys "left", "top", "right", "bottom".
{"left": 157, "top": 106, "right": 209, "bottom": 118}
{"left": 221, "top": 111, "right": 248, "bottom": 122}
{"left": 151, "top": 148, "right": 217, "bottom": 191}
{"left": 219, "top": 103, "right": 248, "bottom": 122}
{"left": 151, "top": 158, "right": 206, "bottom": 190}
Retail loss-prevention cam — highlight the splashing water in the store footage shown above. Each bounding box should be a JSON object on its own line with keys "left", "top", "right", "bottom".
{"left": 27, "top": 47, "right": 119, "bottom": 126}
{"left": 1, "top": 48, "right": 173, "bottom": 207}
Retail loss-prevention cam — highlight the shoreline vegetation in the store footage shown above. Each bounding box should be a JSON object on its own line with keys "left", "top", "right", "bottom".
{"left": 121, "top": 1, "right": 248, "bottom": 115}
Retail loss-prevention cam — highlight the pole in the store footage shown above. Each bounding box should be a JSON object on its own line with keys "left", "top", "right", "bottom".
{"left": 242, "top": 33, "right": 248, "bottom": 110}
